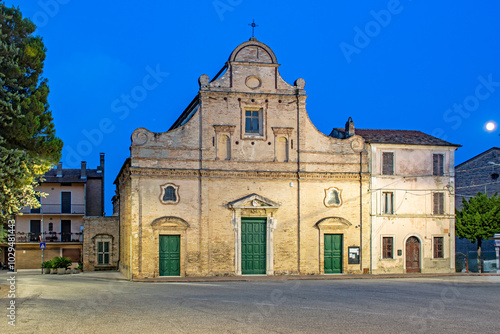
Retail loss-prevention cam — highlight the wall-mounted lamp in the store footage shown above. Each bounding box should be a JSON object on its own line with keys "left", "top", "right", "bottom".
{"left": 445, "top": 184, "right": 454, "bottom": 195}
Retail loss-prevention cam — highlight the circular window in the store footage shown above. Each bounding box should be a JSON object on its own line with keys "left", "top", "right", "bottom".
{"left": 245, "top": 76, "right": 261, "bottom": 89}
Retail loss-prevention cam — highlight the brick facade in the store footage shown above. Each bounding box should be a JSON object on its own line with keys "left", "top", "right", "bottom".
{"left": 115, "top": 39, "right": 371, "bottom": 279}
{"left": 83, "top": 216, "right": 119, "bottom": 271}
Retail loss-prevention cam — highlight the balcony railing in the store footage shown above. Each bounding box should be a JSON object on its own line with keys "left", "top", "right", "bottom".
{"left": 16, "top": 232, "right": 83, "bottom": 243}
{"left": 19, "top": 204, "right": 85, "bottom": 215}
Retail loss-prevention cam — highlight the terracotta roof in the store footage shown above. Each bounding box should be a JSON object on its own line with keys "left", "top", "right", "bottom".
{"left": 331, "top": 128, "right": 461, "bottom": 147}
{"left": 42, "top": 168, "right": 103, "bottom": 183}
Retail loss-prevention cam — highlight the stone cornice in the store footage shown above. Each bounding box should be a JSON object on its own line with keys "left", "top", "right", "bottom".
{"left": 213, "top": 125, "right": 236, "bottom": 134}
{"left": 272, "top": 127, "right": 294, "bottom": 136}
{"left": 129, "top": 167, "right": 369, "bottom": 181}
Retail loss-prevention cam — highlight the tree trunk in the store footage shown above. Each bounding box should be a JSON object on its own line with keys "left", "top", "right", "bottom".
{"left": 477, "top": 238, "right": 482, "bottom": 273}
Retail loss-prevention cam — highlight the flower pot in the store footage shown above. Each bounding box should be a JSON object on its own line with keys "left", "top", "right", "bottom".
{"left": 43, "top": 268, "right": 50, "bottom": 274}
{"left": 57, "top": 268, "right": 66, "bottom": 275}
{"left": 50, "top": 268, "right": 57, "bottom": 274}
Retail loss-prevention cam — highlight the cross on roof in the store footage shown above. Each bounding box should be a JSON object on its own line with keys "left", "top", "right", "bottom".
{"left": 248, "top": 19, "right": 258, "bottom": 38}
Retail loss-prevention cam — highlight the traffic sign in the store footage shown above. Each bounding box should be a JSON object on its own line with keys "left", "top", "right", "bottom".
{"left": 40, "top": 242, "right": 46, "bottom": 250}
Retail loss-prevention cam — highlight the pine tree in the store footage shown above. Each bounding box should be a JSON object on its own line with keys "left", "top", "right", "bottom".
{"left": 0, "top": 3, "right": 63, "bottom": 225}
{"left": 456, "top": 192, "right": 500, "bottom": 273}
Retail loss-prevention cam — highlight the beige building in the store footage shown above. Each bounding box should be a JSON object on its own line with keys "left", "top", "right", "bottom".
{"left": 115, "top": 39, "right": 371, "bottom": 279}
{"left": 333, "top": 129, "right": 460, "bottom": 273}
{"left": 5, "top": 155, "right": 105, "bottom": 269}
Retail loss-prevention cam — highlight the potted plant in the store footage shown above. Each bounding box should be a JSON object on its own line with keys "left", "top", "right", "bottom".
{"left": 42, "top": 261, "right": 52, "bottom": 274}
{"left": 52, "top": 256, "right": 72, "bottom": 274}
{"left": 49, "top": 259, "right": 57, "bottom": 274}
{"left": 77, "top": 261, "right": 83, "bottom": 272}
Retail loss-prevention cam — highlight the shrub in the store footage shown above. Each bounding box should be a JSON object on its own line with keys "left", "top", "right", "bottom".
{"left": 42, "top": 261, "right": 52, "bottom": 269}
{"left": 51, "top": 256, "right": 72, "bottom": 269}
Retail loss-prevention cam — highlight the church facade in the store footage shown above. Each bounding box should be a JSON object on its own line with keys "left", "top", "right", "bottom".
{"left": 114, "top": 39, "right": 457, "bottom": 279}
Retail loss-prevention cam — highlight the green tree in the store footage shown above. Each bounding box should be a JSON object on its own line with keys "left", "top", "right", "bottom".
{"left": 0, "top": 3, "right": 63, "bottom": 228}
{"left": 456, "top": 192, "right": 500, "bottom": 273}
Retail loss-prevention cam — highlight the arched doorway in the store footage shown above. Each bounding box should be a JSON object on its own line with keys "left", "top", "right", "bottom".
{"left": 406, "top": 236, "right": 421, "bottom": 273}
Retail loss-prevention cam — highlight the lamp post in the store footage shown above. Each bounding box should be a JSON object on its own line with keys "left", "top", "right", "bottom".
{"left": 40, "top": 206, "right": 44, "bottom": 274}
{"left": 487, "top": 162, "right": 500, "bottom": 273}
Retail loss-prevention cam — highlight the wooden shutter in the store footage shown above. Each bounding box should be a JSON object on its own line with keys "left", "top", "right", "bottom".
{"left": 383, "top": 237, "right": 393, "bottom": 258}
{"left": 433, "top": 154, "right": 444, "bottom": 176}
{"left": 382, "top": 152, "right": 394, "bottom": 175}
{"left": 433, "top": 237, "right": 443, "bottom": 258}
{"left": 433, "top": 193, "right": 444, "bottom": 214}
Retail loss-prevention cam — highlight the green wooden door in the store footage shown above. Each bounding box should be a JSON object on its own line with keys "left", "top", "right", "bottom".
{"left": 159, "top": 235, "right": 180, "bottom": 276}
{"left": 324, "top": 234, "right": 342, "bottom": 274}
{"left": 241, "top": 217, "right": 267, "bottom": 275}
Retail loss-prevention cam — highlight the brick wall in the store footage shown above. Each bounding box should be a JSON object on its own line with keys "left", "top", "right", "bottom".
{"left": 83, "top": 216, "right": 119, "bottom": 271}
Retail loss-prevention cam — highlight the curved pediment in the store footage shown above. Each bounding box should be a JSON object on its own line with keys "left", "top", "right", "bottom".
{"left": 151, "top": 216, "right": 190, "bottom": 229}
{"left": 315, "top": 217, "right": 352, "bottom": 230}
{"left": 229, "top": 40, "right": 277, "bottom": 64}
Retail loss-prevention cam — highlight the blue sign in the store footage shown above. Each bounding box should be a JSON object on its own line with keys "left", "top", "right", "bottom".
{"left": 40, "top": 242, "right": 46, "bottom": 250}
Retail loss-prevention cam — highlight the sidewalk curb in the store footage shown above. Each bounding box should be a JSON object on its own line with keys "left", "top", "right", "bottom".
{"left": 132, "top": 272, "right": 500, "bottom": 283}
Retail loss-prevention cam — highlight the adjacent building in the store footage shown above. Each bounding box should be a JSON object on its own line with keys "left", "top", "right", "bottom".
{"left": 455, "top": 147, "right": 500, "bottom": 266}
{"left": 332, "top": 128, "right": 460, "bottom": 273}
{"left": 6, "top": 154, "right": 105, "bottom": 269}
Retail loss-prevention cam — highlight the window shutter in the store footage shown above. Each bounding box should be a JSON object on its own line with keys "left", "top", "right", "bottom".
{"left": 433, "top": 193, "right": 444, "bottom": 214}
{"left": 433, "top": 154, "right": 444, "bottom": 176}
{"left": 383, "top": 237, "right": 393, "bottom": 258}
{"left": 434, "top": 237, "right": 444, "bottom": 258}
{"left": 382, "top": 152, "right": 394, "bottom": 175}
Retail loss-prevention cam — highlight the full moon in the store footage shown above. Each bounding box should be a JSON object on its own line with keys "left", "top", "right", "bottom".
{"left": 485, "top": 121, "right": 496, "bottom": 132}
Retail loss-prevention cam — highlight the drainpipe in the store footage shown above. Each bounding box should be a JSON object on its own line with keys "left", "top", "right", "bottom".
{"left": 359, "top": 151, "right": 363, "bottom": 273}
{"left": 296, "top": 89, "right": 301, "bottom": 274}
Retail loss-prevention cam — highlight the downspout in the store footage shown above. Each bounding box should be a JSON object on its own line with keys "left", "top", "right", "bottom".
{"left": 296, "top": 89, "right": 301, "bottom": 274}
{"left": 368, "top": 147, "right": 373, "bottom": 274}
{"left": 359, "top": 151, "right": 364, "bottom": 273}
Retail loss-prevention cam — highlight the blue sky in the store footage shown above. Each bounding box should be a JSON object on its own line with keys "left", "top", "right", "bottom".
{"left": 5, "top": 0, "right": 500, "bottom": 214}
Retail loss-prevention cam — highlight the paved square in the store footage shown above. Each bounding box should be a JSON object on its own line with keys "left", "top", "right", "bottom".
{"left": 2, "top": 271, "right": 499, "bottom": 333}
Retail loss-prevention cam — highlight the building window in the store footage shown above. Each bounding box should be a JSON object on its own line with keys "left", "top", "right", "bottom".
{"left": 382, "top": 152, "right": 394, "bottom": 175}
{"left": 30, "top": 220, "right": 41, "bottom": 242}
{"left": 324, "top": 187, "right": 343, "bottom": 207}
{"left": 31, "top": 194, "right": 41, "bottom": 213}
{"left": 433, "top": 192, "right": 444, "bottom": 215}
{"left": 382, "top": 192, "right": 394, "bottom": 214}
{"left": 48, "top": 223, "right": 53, "bottom": 232}
{"left": 433, "top": 237, "right": 444, "bottom": 258}
{"left": 97, "top": 241, "right": 110, "bottom": 265}
{"left": 61, "top": 191, "right": 71, "bottom": 213}
{"left": 163, "top": 186, "right": 176, "bottom": 202}
{"left": 433, "top": 154, "right": 444, "bottom": 176}
{"left": 245, "top": 109, "right": 262, "bottom": 135}
{"left": 160, "top": 183, "right": 180, "bottom": 204}
{"left": 382, "top": 237, "right": 393, "bottom": 259}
